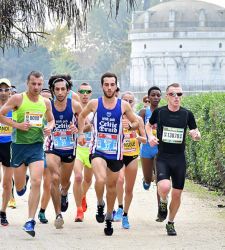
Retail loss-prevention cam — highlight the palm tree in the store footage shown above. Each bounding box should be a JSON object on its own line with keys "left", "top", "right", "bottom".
{"left": 0, "top": 0, "right": 136, "bottom": 50}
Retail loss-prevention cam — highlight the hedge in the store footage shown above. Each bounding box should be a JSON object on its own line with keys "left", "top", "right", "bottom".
{"left": 182, "top": 93, "right": 225, "bottom": 192}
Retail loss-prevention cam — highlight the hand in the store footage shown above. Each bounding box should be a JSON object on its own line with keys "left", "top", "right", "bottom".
{"left": 69, "top": 122, "right": 78, "bottom": 134}
{"left": 16, "top": 121, "right": 31, "bottom": 131}
{"left": 148, "top": 135, "right": 159, "bottom": 147}
{"left": 77, "top": 134, "right": 86, "bottom": 146}
{"left": 122, "top": 118, "right": 130, "bottom": 130}
{"left": 43, "top": 126, "right": 51, "bottom": 137}
{"left": 189, "top": 129, "right": 201, "bottom": 141}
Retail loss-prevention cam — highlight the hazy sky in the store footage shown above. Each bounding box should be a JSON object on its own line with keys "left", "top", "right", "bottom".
{"left": 198, "top": 0, "right": 225, "bottom": 8}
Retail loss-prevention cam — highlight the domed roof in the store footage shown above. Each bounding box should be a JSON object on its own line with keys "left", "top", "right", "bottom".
{"left": 133, "top": 0, "right": 225, "bottom": 31}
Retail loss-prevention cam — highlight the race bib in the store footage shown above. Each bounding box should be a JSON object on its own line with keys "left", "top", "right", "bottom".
{"left": 0, "top": 124, "right": 12, "bottom": 136}
{"left": 53, "top": 131, "right": 75, "bottom": 150}
{"left": 84, "top": 132, "right": 92, "bottom": 147}
{"left": 162, "top": 126, "right": 184, "bottom": 144}
{"left": 123, "top": 138, "right": 136, "bottom": 153}
{"left": 96, "top": 133, "right": 118, "bottom": 154}
{"left": 25, "top": 112, "right": 43, "bottom": 127}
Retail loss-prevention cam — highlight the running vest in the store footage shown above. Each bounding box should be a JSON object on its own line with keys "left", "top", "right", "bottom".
{"left": 123, "top": 128, "right": 140, "bottom": 156}
{"left": 90, "top": 97, "right": 123, "bottom": 160}
{"left": 12, "top": 92, "right": 46, "bottom": 144}
{"left": 0, "top": 110, "right": 12, "bottom": 143}
{"left": 47, "top": 98, "right": 76, "bottom": 154}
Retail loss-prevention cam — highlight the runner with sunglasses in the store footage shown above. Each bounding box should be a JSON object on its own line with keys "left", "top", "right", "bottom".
{"left": 146, "top": 83, "right": 201, "bottom": 236}
{"left": 73, "top": 83, "right": 93, "bottom": 222}
{"left": 113, "top": 91, "right": 146, "bottom": 229}
{"left": 139, "top": 87, "right": 161, "bottom": 191}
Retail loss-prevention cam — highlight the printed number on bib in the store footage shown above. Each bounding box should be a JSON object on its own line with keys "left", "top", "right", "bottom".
{"left": 162, "top": 126, "right": 184, "bottom": 144}
{"left": 96, "top": 133, "right": 118, "bottom": 154}
{"left": 25, "top": 112, "right": 43, "bottom": 127}
{"left": 0, "top": 124, "right": 12, "bottom": 136}
{"left": 53, "top": 131, "right": 75, "bottom": 150}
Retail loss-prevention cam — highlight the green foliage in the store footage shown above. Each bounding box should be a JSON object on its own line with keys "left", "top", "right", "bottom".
{"left": 182, "top": 93, "right": 225, "bottom": 192}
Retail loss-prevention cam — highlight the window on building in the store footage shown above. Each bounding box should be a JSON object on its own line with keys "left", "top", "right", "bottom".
{"left": 179, "top": 44, "right": 183, "bottom": 48}
{"left": 219, "top": 43, "right": 222, "bottom": 48}
{"left": 144, "top": 44, "right": 147, "bottom": 49}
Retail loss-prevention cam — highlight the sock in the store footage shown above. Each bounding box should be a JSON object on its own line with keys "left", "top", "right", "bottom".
{"left": 97, "top": 200, "right": 105, "bottom": 206}
{"left": 40, "top": 208, "right": 45, "bottom": 213}
{"left": 0, "top": 211, "right": 6, "bottom": 216}
{"left": 105, "top": 212, "right": 113, "bottom": 220}
{"left": 17, "top": 186, "right": 27, "bottom": 196}
{"left": 123, "top": 212, "right": 128, "bottom": 217}
{"left": 28, "top": 217, "right": 34, "bottom": 222}
{"left": 160, "top": 197, "right": 168, "bottom": 203}
{"left": 119, "top": 204, "right": 123, "bottom": 210}
{"left": 168, "top": 221, "right": 174, "bottom": 224}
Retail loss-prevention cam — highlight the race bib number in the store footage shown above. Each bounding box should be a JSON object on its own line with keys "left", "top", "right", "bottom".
{"left": 96, "top": 133, "right": 118, "bottom": 154}
{"left": 162, "top": 126, "right": 184, "bottom": 144}
{"left": 0, "top": 124, "right": 12, "bottom": 136}
{"left": 25, "top": 112, "right": 43, "bottom": 127}
{"left": 53, "top": 131, "right": 75, "bottom": 150}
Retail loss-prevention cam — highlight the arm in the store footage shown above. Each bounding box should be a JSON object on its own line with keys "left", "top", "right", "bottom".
{"left": 188, "top": 111, "right": 201, "bottom": 141}
{"left": 136, "top": 116, "right": 147, "bottom": 144}
{"left": 0, "top": 94, "right": 30, "bottom": 131}
{"left": 122, "top": 101, "right": 139, "bottom": 130}
{"left": 138, "top": 108, "right": 146, "bottom": 123}
{"left": 69, "top": 100, "right": 83, "bottom": 134}
{"left": 145, "top": 122, "right": 159, "bottom": 146}
{"left": 78, "top": 99, "right": 97, "bottom": 145}
{"left": 43, "top": 98, "right": 55, "bottom": 136}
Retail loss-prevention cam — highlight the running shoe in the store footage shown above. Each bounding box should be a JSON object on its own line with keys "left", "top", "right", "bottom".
{"left": 104, "top": 219, "right": 113, "bottom": 236}
{"left": 156, "top": 200, "right": 168, "bottom": 222}
{"left": 142, "top": 178, "right": 151, "bottom": 190}
{"left": 122, "top": 216, "right": 130, "bottom": 229}
{"left": 166, "top": 222, "right": 177, "bottom": 236}
{"left": 8, "top": 197, "right": 16, "bottom": 209}
{"left": 82, "top": 196, "right": 87, "bottom": 213}
{"left": 54, "top": 214, "right": 64, "bottom": 229}
{"left": 61, "top": 194, "right": 68, "bottom": 212}
{"left": 75, "top": 207, "right": 84, "bottom": 222}
{"left": 38, "top": 211, "right": 48, "bottom": 224}
{"left": 23, "top": 219, "right": 36, "bottom": 237}
{"left": 96, "top": 202, "right": 105, "bottom": 223}
{"left": 0, "top": 211, "right": 9, "bottom": 226}
{"left": 113, "top": 208, "right": 123, "bottom": 222}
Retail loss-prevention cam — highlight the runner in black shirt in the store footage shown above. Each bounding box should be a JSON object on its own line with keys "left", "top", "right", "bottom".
{"left": 146, "top": 83, "right": 201, "bottom": 236}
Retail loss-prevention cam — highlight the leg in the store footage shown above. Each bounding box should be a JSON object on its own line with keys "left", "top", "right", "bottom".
{"left": 1, "top": 166, "right": 13, "bottom": 212}
{"left": 82, "top": 166, "right": 93, "bottom": 197}
{"left": 73, "top": 159, "right": 84, "bottom": 209}
{"left": 169, "top": 188, "right": 183, "bottom": 222}
{"left": 141, "top": 157, "right": 154, "bottom": 189}
{"left": 46, "top": 153, "right": 61, "bottom": 216}
{"left": 13, "top": 164, "right": 27, "bottom": 194}
{"left": 28, "top": 161, "right": 44, "bottom": 219}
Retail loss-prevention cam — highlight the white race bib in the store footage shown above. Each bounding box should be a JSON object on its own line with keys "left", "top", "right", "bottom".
{"left": 162, "top": 126, "right": 184, "bottom": 144}
{"left": 25, "top": 112, "right": 43, "bottom": 127}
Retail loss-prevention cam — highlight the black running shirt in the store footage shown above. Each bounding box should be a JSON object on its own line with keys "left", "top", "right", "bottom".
{"left": 149, "top": 106, "right": 197, "bottom": 154}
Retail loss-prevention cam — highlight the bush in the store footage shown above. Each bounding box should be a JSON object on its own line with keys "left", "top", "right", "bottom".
{"left": 182, "top": 93, "right": 225, "bottom": 192}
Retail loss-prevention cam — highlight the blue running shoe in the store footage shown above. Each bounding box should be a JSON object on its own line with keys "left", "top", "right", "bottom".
{"left": 23, "top": 219, "right": 36, "bottom": 237}
{"left": 113, "top": 208, "right": 123, "bottom": 222}
{"left": 122, "top": 216, "right": 130, "bottom": 229}
{"left": 142, "top": 178, "right": 151, "bottom": 190}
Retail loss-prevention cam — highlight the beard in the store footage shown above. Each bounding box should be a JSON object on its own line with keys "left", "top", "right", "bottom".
{"left": 55, "top": 95, "right": 67, "bottom": 102}
{"left": 103, "top": 89, "right": 116, "bottom": 99}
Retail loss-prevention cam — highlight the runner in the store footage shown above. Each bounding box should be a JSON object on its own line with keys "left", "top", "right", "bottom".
{"left": 0, "top": 78, "right": 14, "bottom": 225}
{"left": 146, "top": 83, "right": 201, "bottom": 236}
{"left": 142, "top": 95, "right": 150, "bottom": 108}
{"left": 139, "top": 87, "right": 161, "bottom": 190}
{"left": 73, "top": 82, "right": 93, "bottom": 222}
{"left": 77, "top": 72, "right": 139, "bottom": 236}
{"left": 114, "top": 91, "right": 146, "bottom": 229}
{"left": 37, "top": 88, "right": 53, "bottom": 224}
{"left": 0, "top": 71, "right": 54, "bottom": 237}
{"left": 46, "top": 77, "right": 82, "bottom": 229}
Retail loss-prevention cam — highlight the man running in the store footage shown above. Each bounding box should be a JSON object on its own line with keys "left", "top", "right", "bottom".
{"left": 46, "top": 77, "right": 82, "bottom": 229}
{"left": 146, "top": 83, "right": 201, "bottom": 236}
{"left": 0, "top": 78, "right": 14, "bottom": 226}
{"left": 139, "top": 87, "right": 161, "bottom": 190}
{"left": 78, "top": 72, "right": 139, "bottom": 236}
{"left": 73, "top": 83, "right": 93, "bottom": 222}
{"left": 0, "top": 71, "right": 54, "bottom": 237}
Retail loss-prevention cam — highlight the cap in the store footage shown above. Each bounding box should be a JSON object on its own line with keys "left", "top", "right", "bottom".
{"left": 0, "top": 78, "right": 11, "bottom": 87}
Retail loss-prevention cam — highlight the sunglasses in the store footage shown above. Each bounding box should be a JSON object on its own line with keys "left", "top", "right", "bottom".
{"left": 0, "top": 88, "right": 10, "bottom": 92}
{"left": 168, "top": 92, "right": 183, "bottom": 97}
{"left": 78, "top": 89, "right": 92, "bottom": 94}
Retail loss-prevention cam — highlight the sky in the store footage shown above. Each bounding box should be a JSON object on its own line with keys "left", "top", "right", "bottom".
{"left": 198, "top": 0, "right": 225, "bottom": 8}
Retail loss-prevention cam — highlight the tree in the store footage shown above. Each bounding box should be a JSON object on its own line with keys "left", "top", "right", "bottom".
{"left": 0, "top": 0, "right": 136, "bottom": 50}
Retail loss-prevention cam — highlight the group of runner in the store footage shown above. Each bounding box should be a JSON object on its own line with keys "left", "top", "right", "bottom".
{"left": 0, "top": 71, "right": 201, "bottom": 237}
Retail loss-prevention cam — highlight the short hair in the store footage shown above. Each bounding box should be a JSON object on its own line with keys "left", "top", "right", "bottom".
{"left": 48, "top": 75, "right": 72, "bottom": 92}
{"left": 41, "top": 88, "right": 53, "bottom": 98}
{"left": 27, "top": 71, "right": 43, "bottom": 81}
{"left": 147, "top": 86, "right": 161, "bottom": 97}
{"left": 101, "top": 72, "right": 117, "bottom": 86}
{"left": 166, "top": 83, "right": 180, "bottom": 92}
